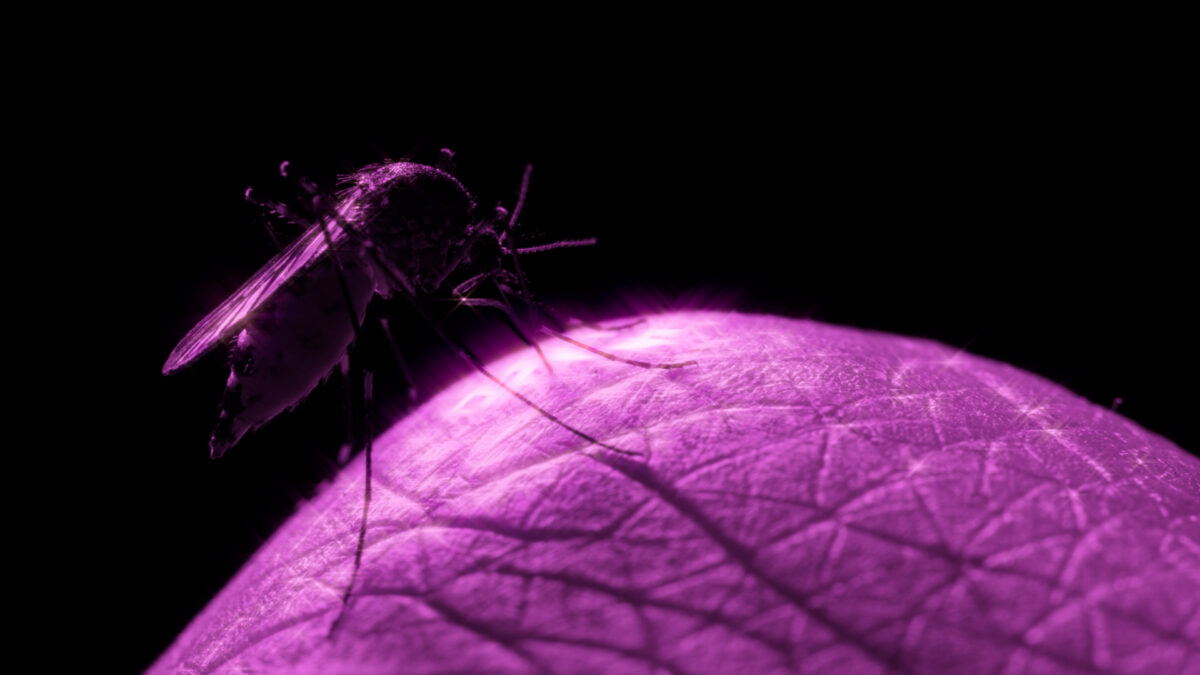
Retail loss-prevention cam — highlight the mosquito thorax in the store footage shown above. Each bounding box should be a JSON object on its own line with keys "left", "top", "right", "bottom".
{"left": 342, "top": 161, "right": 477, "bottom": 295}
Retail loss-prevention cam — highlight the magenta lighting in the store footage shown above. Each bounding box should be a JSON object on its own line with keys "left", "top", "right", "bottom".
{"left": 149, "top": 311, "right": 1200, "bottom": 674}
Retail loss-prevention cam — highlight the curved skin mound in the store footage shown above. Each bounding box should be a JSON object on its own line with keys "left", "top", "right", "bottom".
{"left": 150, "top": 311, "right": 1200, "bottom": 674}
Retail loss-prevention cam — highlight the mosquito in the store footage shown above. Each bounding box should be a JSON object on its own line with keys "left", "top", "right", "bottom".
{"left": 162, "top": 149, "right": 697, "bottom": 634}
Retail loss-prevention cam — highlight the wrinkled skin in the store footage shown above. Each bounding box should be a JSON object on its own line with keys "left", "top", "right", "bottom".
{"left": 150, "top": 312, "right": 1200, "bottom": 674}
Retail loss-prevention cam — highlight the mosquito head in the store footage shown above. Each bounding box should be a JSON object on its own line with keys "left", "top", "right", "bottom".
{"left": 344, "top": 161, "right": 477, "bottom": 295}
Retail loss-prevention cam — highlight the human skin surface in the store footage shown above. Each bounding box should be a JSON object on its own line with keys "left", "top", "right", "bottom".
{"left": 149, "top": 311, "right": 1200, "bottom": 674}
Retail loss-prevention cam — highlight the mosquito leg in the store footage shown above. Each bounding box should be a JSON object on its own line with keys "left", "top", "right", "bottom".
{"left": 569, "top": 317, "right": 647, "bottom": 331}
{"left": 494, "top": 247, "right": 606, "bottom": 338}
{"left": 508, "top": 164, "right": 533, "bottom": 229}
{"left": 447, "top": 265, "right": 554, "bottom": 373}
{"left": 543, "top": 328, "right": 698, "bottom": 370}
{"left": 329, "top": 354, "right": 374, "bottom": 639}
{"left": 372, "top": 251, "right": 639, "bottom": 457}
{"left": 497, "top": 163, "right": 588, "bottom": 333}
{"left": 308, "top": 199, "right": 378, "bottom": 640}
{"left": 379, "top": 318, "right": 418, "bottom": 406}
{"left": 336, "top": 356, "right": 357, "bottom": 465}
{"left": 493, "top": 286, "right": 554, "bottom": 375}
{"left": 504, "top": 246, "right": 552, "bottom": 333}
{"left": 489, "top": 253, "right": 649, "bottom": 354}
{"left": 485, "top": 278, "right": 624, "bottom": 340}
{"left": 515, "top": 238, "right": 597, "bottom": 255}
{"left": 452, "top": 270, "right": 498, "bottom": 299}
{"left": 500, "top": 172, "right": 539, "bottom": 331}
{"left": 493, "top": 276, "right": 644, "bottom": 339}
{"left": 498, "top": 243, "right": 646, "bottom": 333}
{"left": 508, "top": 293, "right": 645, "bottom": 333}
{"left": 456, "top": 295, "right": 553, "bottom": 374}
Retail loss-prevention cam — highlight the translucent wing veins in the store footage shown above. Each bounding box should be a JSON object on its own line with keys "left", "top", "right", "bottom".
{"left": 162, "top": 220, "right": 346, "bottom": 375}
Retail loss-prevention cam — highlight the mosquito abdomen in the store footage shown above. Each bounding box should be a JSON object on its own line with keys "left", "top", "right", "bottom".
{"left": 210, "top": 250, "right": 375, "bottom": 458}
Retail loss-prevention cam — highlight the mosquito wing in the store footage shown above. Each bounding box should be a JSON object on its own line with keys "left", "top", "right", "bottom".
{"left": 162, "top": 221, "right": 342, "bottom": 375}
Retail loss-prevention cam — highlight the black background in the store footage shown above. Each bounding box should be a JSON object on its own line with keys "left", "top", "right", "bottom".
{"left": 59, "top": 48, "right": 1191, "bottom": 673}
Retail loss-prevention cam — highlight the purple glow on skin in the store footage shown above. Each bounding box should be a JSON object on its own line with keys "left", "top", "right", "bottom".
{"left": 150, "top": 311, "right": 1200, "bottom": 674}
